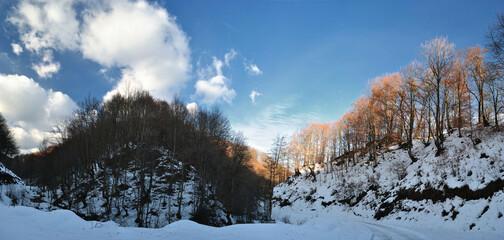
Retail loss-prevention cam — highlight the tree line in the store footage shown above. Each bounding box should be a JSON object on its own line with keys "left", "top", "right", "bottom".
{"left": 286, "top": 14, "right": 504, "bottom": 173}
{"left": 3, "top": 90, "right": 269, "bottom": 226}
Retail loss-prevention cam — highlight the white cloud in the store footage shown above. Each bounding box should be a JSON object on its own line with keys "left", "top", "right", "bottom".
{"left": 11, "top": 43, "right": 23, "bottom": 55}
{"left": 9, "top": 0, "right": 191, "bottom": 98}
{"left": 9, "top": 0, "right": 79, "bottom": 78}
{"left": 194, "top": 75, "right": 236, "bottom": 104}
{"left": 9, "top": 0, "right": 80, "bottom": 52}
{"left": 32, "top": 50, "right": 60, "bottom": 78}
{"left": 249, "top": 90, "right": 261, "bottom": 103}
{"left": 10, "top": 126, "right": 45, "bottom": 153}
{"left": 0, "top": 74, "right": 77, "bottom": 152}
{"left": 81, "top": 0, "right": 191, "bottom": 101}
{"left": 224, "top": 49, "right": 237, "bottom": 66}
{"left": 193, "top": 51, "right": 236, "bottom": 104}
{"left": 245, "top": 63, "right": 263, "bottom": 75}
{"left": 186, "top": 102, "right": 198, "bottom": 115}
{"left": 32, "top": 61, "right": 60, "bottom": 78}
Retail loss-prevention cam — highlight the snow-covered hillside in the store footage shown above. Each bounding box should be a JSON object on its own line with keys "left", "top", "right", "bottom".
{"left": 0, "top": 147, "right": 229, "bottom": 228}
{"left": 0, "top": 162, "right": 22, "bottom": 185}
{"left": 0, "top": 162, "right": 29, "bottom": 206}
{"left": 273, "top": 127, "right": 504, "bottom": 235}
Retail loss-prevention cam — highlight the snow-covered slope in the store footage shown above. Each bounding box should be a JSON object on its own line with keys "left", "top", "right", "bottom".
{"left": 0, "top": 162, "right": 22, "bottom": 185}
{"left": 0, "top": 162, "right": 31, "bottom": 206}
{"left": 0, "top": 147, "right": 228, "bottom": 228}
{"left": 273, "top": 127, "right": 504, "bottom": 234}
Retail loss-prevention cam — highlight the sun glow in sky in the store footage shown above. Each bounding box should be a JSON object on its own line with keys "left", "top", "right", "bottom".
{"left": 0, "top": 0, "right": 503, "bottom": 153}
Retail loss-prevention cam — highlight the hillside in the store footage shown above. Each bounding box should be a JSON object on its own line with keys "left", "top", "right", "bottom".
{"left": 1, "top": 140, "right": 287, "bottom": 229}
{"left": 272, "top": 127, "right": 504, "bottom": 235}
{"left": 1, "top": 147, "right": 230, "bottom": 227}
{"left": 0, "top": 91, "right": 275, "bottom": 227}
{"left": 0, "top": 162, "right": 22, "bottom": 185}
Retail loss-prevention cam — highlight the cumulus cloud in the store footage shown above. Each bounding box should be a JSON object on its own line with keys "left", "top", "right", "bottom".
{"left": 8, "top": 0, "right": 80, "bottom": 77}
{"left": 0, "top": 74, "right": 77, "bottom": 152}
{"left": 249, "top": 90, "right": 261, "bottom": 104}
{"left": 81, "top": 0, "right": 191, "bottom": 101}
{"left": 186, "top": 102, "right": 198, "bottom": 115}
{"left": 32, "top": 61, "right": 60, "bottom": 78}
{"left": 245, "top": 63, "right": 263, "bottom": 75}
{"left": 8, "top": 0, "right": 80, "bottom": 52}
{"left": 193, "top": 51, "right": 237, "bottom": 104}
{"left": 9, "top": 127, "right": 45, "bottom": 153}
{"left": 32, "top": 50, "right": 60, "bottom": 78}
{"left": 9, "top": 0, "right": 191, "bottom": 99}
{"left": 11, "top": 43, "right": 23, "bottom": 55}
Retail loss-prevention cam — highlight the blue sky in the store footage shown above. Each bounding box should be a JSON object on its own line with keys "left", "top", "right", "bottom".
{"left": 0, "top": 0, "right": 503, "bottom": 153}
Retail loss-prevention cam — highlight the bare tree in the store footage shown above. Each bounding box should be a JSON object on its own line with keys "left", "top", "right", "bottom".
{"left": 463, "top": 46, "right": 491, "bottom": 126}
{"left": 420, "top": 37, "right": 455, "bottom": 155}
{"left": 487, "top": 13, "right": 504, "bottom": 71}
{"left": 487, "top": 64, "right": 503, "bottom": 130}
{"left": 401, "top": 62, "right": 420, "bottom": 161}
{"left": 265, "top": 134, "right": 287, "bottom": 220}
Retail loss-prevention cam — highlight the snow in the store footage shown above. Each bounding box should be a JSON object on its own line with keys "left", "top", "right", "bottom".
{"left": 1, "top": 202, "right": 503, "bottom": 240}
{"left": 273, "top": 127, "right": 504, "bottom": 236}
{"left": 0, "top": 162, "right": 22, "bottom": 185}
{"left": 0, "top": 203, "right": 357, "bottom": 240}
{"left": 1, "top": 128, "right": 503, "bottom": 239}
{"left": 0, "top": 147, "right": 229, "bottom": 227}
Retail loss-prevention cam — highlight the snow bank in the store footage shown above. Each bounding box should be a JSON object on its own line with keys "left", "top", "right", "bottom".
{"left": 0, "top": 204, "right": 375, "bottom": 240}
{"left": 1, "top": 202, "right": 502, "bottom": 240}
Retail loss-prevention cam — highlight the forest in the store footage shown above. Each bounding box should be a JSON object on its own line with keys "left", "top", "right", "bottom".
{"left": 282, "top": 14, "right": 504, "bottom": 176}
{"left": 1, "top": 90, "right": 289, "bottom": 227}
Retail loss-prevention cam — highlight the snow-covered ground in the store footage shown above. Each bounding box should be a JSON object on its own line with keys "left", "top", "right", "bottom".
{"left": 272, "top": 203, "right": 503, "bottom": 240}
{"left": 1, "top": 202, "right": 502, "bottom": 240}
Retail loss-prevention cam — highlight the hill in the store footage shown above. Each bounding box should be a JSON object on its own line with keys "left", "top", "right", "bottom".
{"left": 1, "top": 91, "right": 274, "bottom": 227}
{"left": 272, "top": 126, "right": 504, "bottom": 233}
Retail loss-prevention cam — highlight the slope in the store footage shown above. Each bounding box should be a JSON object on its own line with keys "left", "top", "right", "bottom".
{"left": 273, "top": 127, "right": 504, "bottom": 234}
